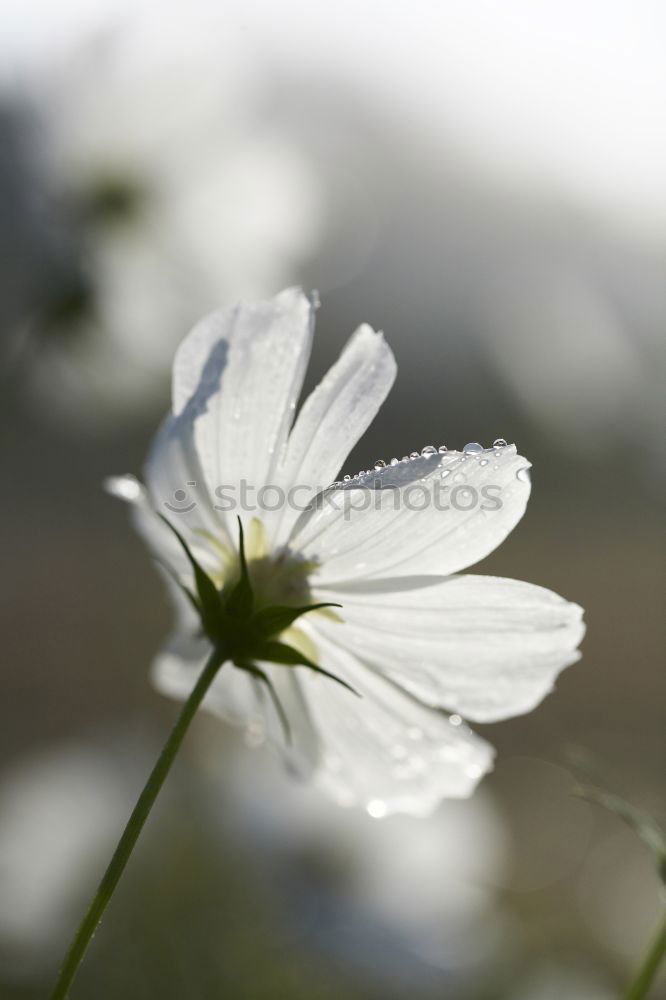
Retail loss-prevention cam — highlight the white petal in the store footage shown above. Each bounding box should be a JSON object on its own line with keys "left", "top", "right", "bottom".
{"left": 105, "top": 473, "right": 187, "bottom": 574}
{"left": 291, "top": 444, "right": 531, "bottom": 582}
{"left": 312, "top": 575, "right": 585, "bottom": 723}
{"left": 187, "top": 288, "right": 315, "bottom": 538}
{"left": 144, "top": 410, "right": 230, "bottom": 549}
{"left": 270, "top": 323, "right": 396, "bottom": 545}
{"left": 171, "top": 309, "right": 231, "bottom": 419}
{"left": 151, "top": 635, "right": 261, "bottom": 726}
{"left": 151, "top": 637, "right": 320, "bottom": 779}
{"left": 104, "top": 471, "right": 219, "bottom": 582}
{"left": 295, "top": 629, "right": 495, "bottom": 816}
{"left": 135, "top": 289, "right": 315, "bottom": 559}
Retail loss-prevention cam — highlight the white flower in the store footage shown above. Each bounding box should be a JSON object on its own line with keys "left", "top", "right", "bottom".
{"left": 108, "top": 287, "right": 584, "bottom": 817}
{"left": 218, "top": 748, "right": 509, "bottom": 972}
{"left": 0, "top": 744, "right": 132, "bottom": 966}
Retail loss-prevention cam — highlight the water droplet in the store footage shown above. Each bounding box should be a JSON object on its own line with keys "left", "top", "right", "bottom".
{"left": 390, "top": 457, "right": 399, "bottom": 466}
{"left": 409, "top": 451, "right": 419, "bottom": 459}
{"left": 516, "top": 467, "right": 531, "bottom": 482}
{"left": 438, "top": 445, "right": 448, "bottom": 454}
{"left": 401, "top": 456, "right": 409, "bottom": 462}
{"left": 367, "top": 799, "right": 388, "bottom": 819}
{"left": 493, "top": 438, "right": 508, "bottom": 448}
{"left": 449, "top": 714, "right": 462, "bottom": 727}
{"left": 463, "top": 442, "right": 483, "bottom": 455}
{"left": 479, "top": 459, "right": 488, "bottom": 467}
{"left": 440, "top": 468, "right": 451, "bottom": 478}
{"left": 343, "top": 474, "right": 351, "bottom": 482}
{"left": 374, "top": 459, "right": 386, "bottom": 468}
{"left": 421, "top": 445, "right": 437, "bottom": 456}
{"left": 453, "top": 472, "right": 466, "bottom": 483}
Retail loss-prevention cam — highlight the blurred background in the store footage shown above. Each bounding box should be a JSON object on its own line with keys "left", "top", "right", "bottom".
{"left": 1, "top": 1, "right": 664, "bottom": 997}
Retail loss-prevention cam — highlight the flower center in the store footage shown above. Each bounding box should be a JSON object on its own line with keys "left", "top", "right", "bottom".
{"left": 203, "top": 517, "right": 316, "bottom": 611}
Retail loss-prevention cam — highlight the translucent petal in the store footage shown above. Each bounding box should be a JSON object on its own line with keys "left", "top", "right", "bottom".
{"left": 151, "top": 636, "right": 320, "bottom": 779}
{"left": 291, "top": 445, "right": 531, "bottom": 583}
{"left": 312, "top": 575, "right": 585, "bottom": 723}
{"left": 188, "top": 288, "right": 315, "bottom": 540}
{"left": 270, "top": 323, "right": 396, "bottom": 545}
{"left": 295, "top": 629, "right": 495, "bottom": 816}
{"left": 104, "top": 473, "right": 220, "bottom": 581}
{"left": 152, "top": 635, "right": 262, "bottom": 727}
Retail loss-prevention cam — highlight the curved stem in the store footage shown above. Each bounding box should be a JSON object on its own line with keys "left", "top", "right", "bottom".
{"left": 50, "top": 647, "right": 226, "bottom": 1000}
{"left": 624, "top": 909, "right": 666, "bottom": 1000}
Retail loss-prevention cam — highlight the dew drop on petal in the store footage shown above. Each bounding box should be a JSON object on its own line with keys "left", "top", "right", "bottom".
{"left": 421, "top": 445, "right": 437, "bottom": 456}
{"left": 367, "top": 799, "right": 388, "bottom": 819}
{"left": 438, "top": 445, "right": 448, "bottom": 453}
{"left": 463, "top": 441, "right": 483, "bottom": 455}
{"left": 493, "top": 438, "right": 508, "bottom": 448}
{"left": 479, "top": 459, "right": 489, "bottom": 466}
{"left": 453, "top": 472, "right": 466, "bottom": 483}
{"left": 401, "top": 455, "right": 409, "bottom": 462}
{"left": 390, "top": 457, "right": 399, "bottom": 466}
{"left": 449, "top": 714, "right": 462, "bottom": 727}
{"left": 441, "top": 468, "right": 451, "bottom": 478}
{"left": 374, "top": 459, "right": 386, "bottom": 468}
{"left": 343, "top": 475, "right": 351, "bottom": 482}
{"left": 409, "top": 451, "right": 419, "bottom": 459}
{"left": 516, "top": 467, "right": 531, "bottom": 482}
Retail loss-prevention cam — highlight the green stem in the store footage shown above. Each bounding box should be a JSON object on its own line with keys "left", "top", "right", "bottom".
{"left": 624, "top": 909, "right": 666, "bottom": 1000}
{"left": 50, "top": 647, "right": 226, "bottom": 1000}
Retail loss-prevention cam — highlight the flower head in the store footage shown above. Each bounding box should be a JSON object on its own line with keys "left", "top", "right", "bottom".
{"left": 108, "top": 288, "right": 584, "bottom": 817}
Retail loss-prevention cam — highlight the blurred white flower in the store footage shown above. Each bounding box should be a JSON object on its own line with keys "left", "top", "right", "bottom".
{"left": 219, "top": 747, "right": 510, "bottom": 972}
{"left": 0, "top": 744, "right": 131, "bottom": 970}
{"left": 109, "top": 287, "right": 585, "bottom": 816}
{"left": 18, "top": 6, "right": 322, "bottom": 423}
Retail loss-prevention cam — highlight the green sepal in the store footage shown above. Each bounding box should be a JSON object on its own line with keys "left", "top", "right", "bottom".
{"left": 256, "top": 640, "right": 360, "bottom": 697}
{"left": 157, "top": 514, "right": 221, "bottom": 639}
{"left": 234, "top": 660, "right": 292, "bottom": 744}
{"left": 253, "top": 603, "right": 342, "bottom": 637}
{"left": 224, "top": 518, "right": 254, "bottom": 619}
